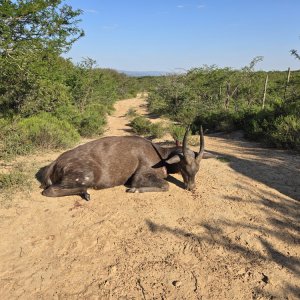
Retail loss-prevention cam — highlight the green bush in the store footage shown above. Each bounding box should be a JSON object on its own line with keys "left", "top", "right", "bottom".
{"left": 125, "top": 107, "right": 138, "bottom": 119}
{"left": 129, "top": 116, "right": 153, "bottom": 135}
{"left": 149, "top": 122, "right": 166, "bottom": 138}
{"left": 20, "top": 80, "right": 72, "bottom": 116}
{"left": 129, "top": 116, "right": 166, "bottom": 138}
{"left": 193, "top": 110, "right": 239, "bottom": 133}
{"left": 0, "top": 171, "right": 30, "bottom": 190}
{"left": 53, "top": 103, "right": 108, "bottom": 137}
{"left": 169, "top": 124, "right": 186, "bottom": 142}
{"left": 271, "top": 115, "right": 300, "bottom": 150}
{"left": 0, "top": 120, "right": 34, "bottom": 159}
{"left": 18, "top": 113, "right": 80, "bottom": 149}
{"left": 52, "top": 104, "right": 82, "bottom": 129}
{"left": 242, "top": 106, "right": 300, "bottom": 150}
{"left": 78, "top": 104, "right": 107, "bottom": 137}
{"left": 0, "top": 113, "right": 80, "bottom": 159}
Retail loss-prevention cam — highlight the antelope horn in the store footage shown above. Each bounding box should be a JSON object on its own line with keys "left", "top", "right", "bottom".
{"left": 182, "top": 125, "right": 190, "bottom": 157}
{"left": 196, "top": 126, "right": 205, "bottom": 164}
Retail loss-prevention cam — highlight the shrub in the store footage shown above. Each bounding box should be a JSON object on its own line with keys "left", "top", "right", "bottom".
{"left": 78, "top": 104, "right": 107, "bottom": 137}
{"left": 271, "top": 115, "right": 300, "bottom": 150}
{"left": 52, "top": 104, "right": 82, "bottom": 129}
{"left": 18, "top": 113, "right": 80, "bottom": 149}
{"left": 242, "top": 106, "right": 300, "bottom": 150}
{"left": 0, "top": 118, "right": 9, "bottom": 128}
{"left": 168, "top": 124, "right": 201, "bottom": 145}
{"left": 125, "top": 107, "right": 138, "bottom": 119}
{"left": 0, "top": 171, "right": 30, "bottom": 190}
{"left": 0, "top": 113, "right": 80, "bottom": 159}
{"left": 149, "top": 122, "right": 166, "bottom": 138}
{"left": 169, "top": 124, "right": 186, "bottom": 142}
{"left": 193, "top": 110, "right": 239, "bottom": 133}
{"left": 53, "top": 103, "right": 108, "bottom": 137}
{"left": 129, "top": 116, "right": 153, "bottom": 135}
{"left": 20, "top": 80, "right": 72, "bottom": 117}
{"left": 129, "top": 116, "right": 166, "bottom": 138}
{"left": 0, "top": 120, "right": 34, "bottom": 159}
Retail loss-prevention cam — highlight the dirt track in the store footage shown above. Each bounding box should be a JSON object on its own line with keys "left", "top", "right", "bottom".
{"left": 0, "top": 95, "right": 299, "bottom": 299}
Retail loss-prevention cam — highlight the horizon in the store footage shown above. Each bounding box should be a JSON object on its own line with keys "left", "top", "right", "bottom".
{"left": 64, "top": 0, "right": 300, "bottom": 72}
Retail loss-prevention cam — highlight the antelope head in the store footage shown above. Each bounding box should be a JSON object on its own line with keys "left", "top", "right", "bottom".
{"left": 166, "top": 125, "right": 205, "bottom": 191}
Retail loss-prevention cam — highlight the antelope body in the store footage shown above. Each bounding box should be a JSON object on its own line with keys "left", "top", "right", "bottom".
{"left": 40, "top": 127, "right": 205, "bottom": 201}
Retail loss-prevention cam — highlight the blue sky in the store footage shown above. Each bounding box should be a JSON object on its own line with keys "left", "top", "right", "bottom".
{"left": 64, "top": 0, "right": 300, "bottom": 71}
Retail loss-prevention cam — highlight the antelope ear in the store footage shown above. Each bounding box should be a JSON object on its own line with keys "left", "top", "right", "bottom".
{"left": 203, "top": 151, "right": 217, "bottom": 159}
{"left": 166, "top": 155, "right": 181, "bottom": 164}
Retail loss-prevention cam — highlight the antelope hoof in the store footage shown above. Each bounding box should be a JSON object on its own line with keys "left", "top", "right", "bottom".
{"left": 81, "top": 192, "right": 91, "bottom": 201}
{"left": 126, "top": 188, "right": 138, "bottom": 193}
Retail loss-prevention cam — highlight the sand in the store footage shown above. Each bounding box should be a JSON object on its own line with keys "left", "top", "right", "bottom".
{"left": 0, "top": 95, "right": 299, "bottom": 299}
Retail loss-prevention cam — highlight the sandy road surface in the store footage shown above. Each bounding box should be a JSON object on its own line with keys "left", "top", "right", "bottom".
{"left": 0, "top": 95, "right": 299, "bottom": 299}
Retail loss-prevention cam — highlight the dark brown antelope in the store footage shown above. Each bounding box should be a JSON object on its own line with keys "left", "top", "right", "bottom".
{"left": 39, "top": 126, "right": 207, "bottom": 201}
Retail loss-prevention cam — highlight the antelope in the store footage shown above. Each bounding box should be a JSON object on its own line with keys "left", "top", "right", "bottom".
{"left": 39, "top": 126, "right": 207, "bottom": 201}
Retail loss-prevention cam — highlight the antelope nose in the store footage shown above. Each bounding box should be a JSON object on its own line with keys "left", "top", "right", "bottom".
{"left": 186, "top": 182, "right": 195, "bottom": 191}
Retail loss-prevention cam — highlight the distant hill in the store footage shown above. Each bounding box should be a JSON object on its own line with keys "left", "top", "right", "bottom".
{"left": 119, "top": 70, "right": 167, "bottom": 77}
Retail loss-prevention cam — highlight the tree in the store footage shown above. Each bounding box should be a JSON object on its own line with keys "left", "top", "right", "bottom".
{"left": 0, "top": 0, "right": 84, "bottom": 55}
{"left": 0, "top": 0, "right": 84, "bottom": 115}
{"left": 239, "top": 56, "right": 264, "bottom": 106}
{"left": 290, "top": 49, "right": 300, "bottom": 60}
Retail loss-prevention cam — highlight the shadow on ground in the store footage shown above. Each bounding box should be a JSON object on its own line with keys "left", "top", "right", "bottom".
{"left": 145, "top": 201, "right": 300, "bottom": 298}
{"left": 166, "top": 175, "right": 185, "bottom": 189}
{"left": 144, "top": 135, "right": 300, "bottom": 297}
{"left": 208, "top": 137, "right": 299, "bottom": 200}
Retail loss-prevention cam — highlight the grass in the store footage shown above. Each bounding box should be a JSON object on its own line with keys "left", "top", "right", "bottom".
{"left": 0, "top": 161, "right": 33, "bottom": 207}
{"left": 125, "top": 107, "right": 138, "bottom": 119}
{"left": 0, "top": 170, "right": 30, "bottom": 190}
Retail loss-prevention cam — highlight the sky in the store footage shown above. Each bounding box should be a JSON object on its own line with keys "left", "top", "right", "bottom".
{"left": 64, "top": 0, "right": 300, "bottom": 72}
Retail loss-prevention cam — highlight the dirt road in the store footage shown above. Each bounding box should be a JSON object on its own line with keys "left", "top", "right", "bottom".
{"left": 0, "top": 95, "right": 299, "bottom": 299}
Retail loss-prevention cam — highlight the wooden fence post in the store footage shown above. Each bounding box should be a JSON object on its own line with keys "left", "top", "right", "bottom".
{"left": 283, "top": 67, "right": 291, "bottom": 101}
{"left": 262, "top": 74, "right": 268, "bottom": 109}
{"left": 225, "top": 82, "right": 230, "bottom": 110}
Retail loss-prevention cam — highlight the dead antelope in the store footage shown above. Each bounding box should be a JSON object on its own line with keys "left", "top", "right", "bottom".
{"left": 39, "top": 126, "right": 207, "bottom": 201}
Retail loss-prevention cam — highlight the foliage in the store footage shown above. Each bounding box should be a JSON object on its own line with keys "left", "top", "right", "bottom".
{"left": 78, "top": 104, "right": 107, "bottom": 137}
{"left": 147, "top": 62, "right": 300, "bottom": 151}
{"left": 290, "top": 49, "right": 300, "bottom": 61}
{"left": 0, "top": 1, "right": 141, "bottom": 160}
{"left": 52, "top": 103, "right": 82, "bottom": 129}
{"left": 169, "top": 124, "right": 186, "bottom": 142}
{"left": 0, "top": 114, "right": 80, "bottom": 159}
{"left": 149, "top": 122, "right": 166, "bottom": 139}
{"left": 129, "top": 116, "right": 166, "bottom": 138}
{"left": 0, "top": 0, "right": 84, "bottom": 55}
{"left": 0, "top": 166, "right": 31, "bottom": 206}
{"left": 271, "top": 115, "right": 300, "bottom": 150}
{"left": 129, "top": 116, "right": 152, "bottom": 135}
{"left": 148, "top": 75, "right": 198, "bottom": 125}
{"left": 243, "top": 105, "right": 300, "bottom": 151}
{"left": 125, "top": 107, "right": 138, "bottom": 119}
{"left": 18, "top": 113, "right": 80, "bottom": 148}
{"left": 0, "top": 170, "right": 30, "bottom": 191}
{"left": 193, "top": 110, "right": 238, "bottom": 133}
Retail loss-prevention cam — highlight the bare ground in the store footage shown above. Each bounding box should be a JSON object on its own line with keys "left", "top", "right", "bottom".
{"left": 0, "top": 95, "right": 299, "bottom": 299}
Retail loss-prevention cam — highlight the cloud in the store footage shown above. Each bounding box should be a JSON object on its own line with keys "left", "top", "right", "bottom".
{"left": 197, "top": 4, "right": 205, "bottom": 9}
{"left": 177, "top": 5, "right": 184, "bottom": 9}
